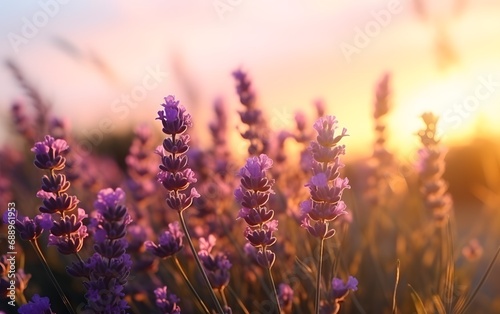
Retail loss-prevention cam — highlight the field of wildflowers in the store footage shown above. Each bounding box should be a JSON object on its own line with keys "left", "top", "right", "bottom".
{"left": 1, "top": 62, "right": 499, "bottom": 314}
{"left": 2, "top": 2, "right": 500, "bottom": 313}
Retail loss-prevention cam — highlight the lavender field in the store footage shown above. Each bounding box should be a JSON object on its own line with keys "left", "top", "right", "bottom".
{"left": 1, "top": 1, "right": 500, "bottom": 314}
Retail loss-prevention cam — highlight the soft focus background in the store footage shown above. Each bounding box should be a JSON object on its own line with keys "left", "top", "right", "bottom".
{"left": 1, "top": 0, "right": 500, "bottom": 157}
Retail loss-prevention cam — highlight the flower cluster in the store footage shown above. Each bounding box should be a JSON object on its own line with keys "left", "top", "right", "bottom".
{"left": 32, "top": 135, "right": 88, "bottom": 254}
{"left": 198, "top": 235, "right": 232, "bottom": 290}
{"left": 3, "top": 210, "right": 44, "bottom": 241}
{"left": 278, "top": 283, "right": 294, "bottom": 312}
{"left": 301, "top": 116, "right": 350, "bottom": 239}
{"left": 145, "top": 221, "right": 184, "bottom": 259}
{"left": 18, "top": 294, "right": 54, "bottom": 314}
{"left": 69, "top": 188, "right": 132, "bottom": 313}
{"left": 126, "top": 124, "right": 157, "bottom": 206}
{"left": 417, "top": 112, "right": 453, "bottom": 226}
{"left": 321, "top": 276, "right": 358, "bottom": 314}
{"left": 236, "top": 154, "right": 278, "bottom": 268}
{"left": 155, "top": 95, "right": 200, "bottom": 213}
{"left": 154, "top": 286, "right": 181, "bottom": 314}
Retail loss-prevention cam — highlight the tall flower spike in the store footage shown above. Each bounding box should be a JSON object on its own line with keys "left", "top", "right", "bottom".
{"left": 156, "top": 95, "right": 225, "bottom": 313}
{"left": 301, "top": 116, "right": 350, "bottom": 240}
{"left": 236, "top": 154, "right": 282, "bottom": 313}
{"left": 301, "top": 115, "right": 350, "bottom": 314}
{"left": 81, "top": 188, "right": 132, "bottom": 313}
{"left": 236, "top": 154, "right": 278, "bottom": 267}
{"left": 32, "top": 136, "right": 88, "bottom": 255}
{"left": 156, "top": 95, "right": 199, "bottom": 213}
{"left": 364, "top": 73, "right": 394, "bottom": 206}
{"left": 417, "top": 112, "right": 453, "bottom": 226}
{"left": 233, "top": 69, "right": 268, "bottom": 156}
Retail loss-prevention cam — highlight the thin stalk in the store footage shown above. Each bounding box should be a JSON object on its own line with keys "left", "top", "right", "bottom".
{"left": 265, "top": 265, "right": 282, "bottom": 314}
{"left": 178, "top": 211, "right": 225, "bottom": 314}
{"left": 315, "top": 238, "right": 325, "bottom": 314}
{"left": 392, "top": 260, "right": 400, "bottom": 314}
{"left": 458, "top": 246, "right": 500, "bottom": 314}
{"left": 227, "top": 285, "right": 250, "bottom": 314}
{"left": 30, "top": 240, "right": 76, "bottom": 314}
{"left": 219, "top": 288, "right": 228, "bottom": 309}
{"left": 171, "top": 256, "right": 211, "bottom": 314}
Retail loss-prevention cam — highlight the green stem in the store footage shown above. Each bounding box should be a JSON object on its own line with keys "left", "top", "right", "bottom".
{"left": 315, "top": 238, "right": 325, "bottom": 314}
{"left": 266, "top": 265, "right": 282, "bottom": 314}
{"left": 178, "top": 211, "right": 225, "bottom": 314}
{"left": 171, "top": 256, "right": 211, "bottom": 314}
{"left": 30, "top": 240, "right": 76, "bottom": 314}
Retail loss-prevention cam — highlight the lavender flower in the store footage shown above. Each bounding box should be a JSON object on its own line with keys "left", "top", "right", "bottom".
{"left": 198, "top": 235, "right": 232, "bottom": 290}
{"left": 154, "top": 286, "right": 181, "bottom": 314}
{"left": 32, "top": 135, "right": 88, "bottom": 255}
{"left": 80, "top": 188, "right": 132, "bottom": 313}
{"left": 364, "top": 73, "right": 394, "bottom": 206}
{"left": 320, "top": 276, "right": 358, "bottom": 314}
{"left": 156, "top": 95, "right": 225, "bottom": 313}
{"left": 278, "top": 283, "right": 294, "bottom": 311}
{"left": 233, "top": 69, "right": 268, "bottom": 156}
{"left": 18, "top": 294, "right": 54, "bottom": 314}
{"left": 331, "top": 276, "right": 358, "bottom": 300}
{"left": 155, "top": 95, "right": 200, "bottom": 213}
{"left": 417, "top": 112, "right": 453, "bottom": 226}
{"left": 145, "top": 221, "right": 184, "bottom": 259}
{"left": 32, "top": 135, "right": 69, "bottom": 171}
{"left": 126, "top": 124, "right": 157, "bottom": 207}
{"left": 2, "top": 210, "right": 44, "bottom": 241}
{"left": 236, "top": 154, "right": 278, "bottom": 268}
{"left": 301, "top": 116, "right": 350, "bottom": 239}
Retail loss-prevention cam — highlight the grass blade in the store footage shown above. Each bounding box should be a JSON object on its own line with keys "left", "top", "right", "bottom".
{"left": 392, "top": 259, "right": 400, "bottom": 314}
{"left": 408, "top": 284, "right": 427, "bottom": 314}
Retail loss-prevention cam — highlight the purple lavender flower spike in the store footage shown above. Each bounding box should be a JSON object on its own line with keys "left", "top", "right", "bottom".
{"left": 155, "top": 286, "right": 181, "bottom": 314}
{"left": 301, "top": 116, "right": 350, "bottom": 239}
{"left": 145, "top": 221, "right": 184, "bottom": 259}
{"left": 236, "top": 154, "right": 278, "bottom": 268}
{"left": 156, "top": 96, "right": 200, "bottom": 213}
{"left": 417, "top": 112, "right": 453, "bottom": 226}
{"left": 78, "top": 188, "right": 131, "bottom": 313}
{"left": 18, "top": 294, "right": 54, "bottom": 314}
{"left": 31, "top": 135, "right": 88, "bottom": 255}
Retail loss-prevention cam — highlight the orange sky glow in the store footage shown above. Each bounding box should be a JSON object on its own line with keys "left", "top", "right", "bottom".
{"left": 1, "top": 1, "right": 500, "bottom": 159}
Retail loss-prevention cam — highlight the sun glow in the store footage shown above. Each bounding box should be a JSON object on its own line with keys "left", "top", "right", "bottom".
{"left": 389, "top": 64, "right": 500, "bottom": 157}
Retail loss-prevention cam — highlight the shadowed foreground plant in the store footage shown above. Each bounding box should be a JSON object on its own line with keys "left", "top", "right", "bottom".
{"left": 18, "top": 294, "right": 54, "bottom": 314}
{"left": 236, "top": 153, "right": 281, "bottom": 313}
{"left": 300, "top": 116, "right": 351, "bottom": 314}
{"left": 67, "top": 188, "right": 132, "bottom": 313}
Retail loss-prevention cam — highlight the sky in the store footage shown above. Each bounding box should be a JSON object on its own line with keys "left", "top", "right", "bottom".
{"left": 1, "top": 0, "right": 500, "bottom": 158}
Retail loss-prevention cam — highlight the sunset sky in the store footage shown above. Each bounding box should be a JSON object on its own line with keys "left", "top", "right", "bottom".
{"left": 1, "top": 0, "right": 500, "bottom": 158}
